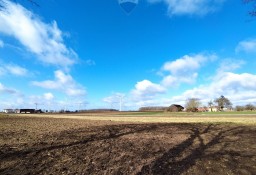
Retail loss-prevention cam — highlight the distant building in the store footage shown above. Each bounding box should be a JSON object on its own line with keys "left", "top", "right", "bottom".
{"left": 223, "top": 107, "right": 233, "bottom": 112}
{"left": 208, "top": 106, "right": 218, "bottom": 112}
{"left": 197, "top": 107, "right": 208, "bottom": 112}
{"left": 3, "top": 109, "right": 15, "bottom": 113}
{"left": 19, "top": 109, "right": 36, "bottom": 114}
{"left": 166, "top": 104, "right": 184, "bottom": 112}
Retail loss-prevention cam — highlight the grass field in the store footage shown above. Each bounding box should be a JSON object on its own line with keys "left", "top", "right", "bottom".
{"left": 7, "top": 111, "right": 256, "bottom": 125}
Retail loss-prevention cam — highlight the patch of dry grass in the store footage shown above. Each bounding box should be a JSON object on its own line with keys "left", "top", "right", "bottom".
{"left": 8, "top": 112, "right": 256, "bottom": 125}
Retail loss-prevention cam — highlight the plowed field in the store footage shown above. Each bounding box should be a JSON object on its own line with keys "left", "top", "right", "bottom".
{"left": 0, "top": 115, "right": 255, "bottom": 175}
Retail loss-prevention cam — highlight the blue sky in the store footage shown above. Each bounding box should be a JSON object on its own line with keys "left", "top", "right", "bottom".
{"left": 0, "top": 0, "right": 256, "bottom": 111}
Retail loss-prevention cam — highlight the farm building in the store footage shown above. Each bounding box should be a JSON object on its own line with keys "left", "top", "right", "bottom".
{"left": 197, "top": 107, "right": 209, "bottom": 112}
{"left": 166, "top": 104, "right": 184, "bottom": 112}
{"left": 16, "top": 109, "right": 36, "bottom": 114}
{"left": 208, "top": 106, "right": 218, "bottom": 112}
{"left": 2, "top": 109, "right": 15, "bottom": 113}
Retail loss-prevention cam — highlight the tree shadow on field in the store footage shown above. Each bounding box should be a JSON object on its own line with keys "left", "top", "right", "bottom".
{"left": 0, "top": 124, "right": 158, "bottom": 162}
{"left": 1, "top": 122, "right": 256, "bottom": 175}
{"left": 0, "top": 124, "right": 163, "bottom": 174}
{"left": 138, "top": 124, "right": 256, "bottom": 175}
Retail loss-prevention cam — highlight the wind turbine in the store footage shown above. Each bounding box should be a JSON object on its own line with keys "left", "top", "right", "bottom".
{"left": 35, "top": 102, "right": 38, "bottom": 110}
{"left": 116, "top": 94, "right": 125, "bottom": 112}
{"left": 34, "top": 102, "right": 43, "bottom": 110}
{"left": 77, "top": 102, "right": 88, "bottom": 111}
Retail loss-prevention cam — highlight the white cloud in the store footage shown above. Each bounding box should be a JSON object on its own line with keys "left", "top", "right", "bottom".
{"left": 0, "top": 92, "right": 87, "bottom": 111}
{"left": 0, "top": 62, "right": 28, "bottom": 76}
{"left": 128, "top": 55, "right": 254, "bottom": 108}
{"left": 28, "top": 93, "right": 55, "bottom": 108}
{"left": 0, "top": 82, "right": 19, "bottom": 94}
{"left": 162, "top": 73, "right": 198, "bottom": 87}
{"left": 0, "top": 39, "right": 3, "bottom": 47}
{"left": 162, "top": 55, "right": 204, "bottom": 74}
{"left": 236, "top": 39, "right": 256, "bottom": 53}
{"left": 102, "top": 93, "right": 126, "bottom": 110}
{"left": 128, "top": 53, "right": 216, "bottom": 107}
{"left": 148, "top": 0, "right": 225, "bottom": 16}
{"left": 161, "top": 53, "right": 216, "bottom": 87}
{"left": 217, "top": 59, "right": 245, "bottom": 73}
{"left": 131, "top": 80, "right": 166, "bottom": 101}
{"left": 43, "top": 92, "right": 54, "bottom": 101}
{"left": 103, "top": 89, "right": 166, "bottom": 109}
{"left": 0, "top": 0, "right": 77, "bottom": 67}
{"left": 103, "top": 93, "right": 125, "bottom": 104}
{"left": 103, "top": 96, "right": 118, "bottom": 105}
{"left": 5, "top": 64, "right": 28, "bottom": 76}
{"left": 85, "top": 59, "right": 96, "bottom": 66}
{"left": 168, "top": 71, "right": 256, "bottom": 106}
{"left": 128, "top": 99, "right": 162, "bottom": 109}
{"left": 32, "top": 70, "right": 86, "bottom": 97}
{"left": 213, "top": 72, "right": 256, "bottom": 92}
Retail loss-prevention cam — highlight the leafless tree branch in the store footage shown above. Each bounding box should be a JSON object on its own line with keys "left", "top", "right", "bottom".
{"left": 243, "top": 0, "right": 256, "bottom": 16}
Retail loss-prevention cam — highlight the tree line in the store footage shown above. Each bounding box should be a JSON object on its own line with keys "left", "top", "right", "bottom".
{"left": 235, "top": 104, "right": 255, "bottom": 111}
{"left": 186, "top": 96, "right": 255, "bottom": 112}
{"left": 185, "top": 96, "right": 232, "bottom": 112}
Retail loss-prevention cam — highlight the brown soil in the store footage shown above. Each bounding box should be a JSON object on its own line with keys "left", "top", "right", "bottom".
{"left": 0, "top": 115, "right": 255, "bottom": 175}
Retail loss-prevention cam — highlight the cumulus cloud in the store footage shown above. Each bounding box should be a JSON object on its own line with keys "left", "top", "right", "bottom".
{"left": 28, "top": 93, "right": 55, "bottom": 107}
{"left": 213, "top": 72, "right": 256, "bottom": 92}
{"left": 0, "top": 0, "right": 77, "bottom": 67}
{"left": 43, "top": 92, "right": 54, "bottom": 101}
{"left": 0, "top": 39, "right": 3, "bottom": 47}
{"left": 161, "top": 53, "right": 216, "bottom": 87}
{"left": 236, "top": 39, "right": 256, "bottom": 53}
{"left": 32, "top": 70, "right": 86, "bottom": 97}
{"left": 131, "top": 80, "right": 166, "bottom": 101}
{"left": 147, "top": 0, "right": 225, "bottom": 16}
{"left": 128, "top": 54, "right": 216, "bottom": 107}
{"left": 129, "top": 55, "right": 254, "bottom": 108}
{"left": 168, "top": 71, "right": 256, "bottom": 105}
{"left": 162, "top": 54, "right": 204, "bottom": 74}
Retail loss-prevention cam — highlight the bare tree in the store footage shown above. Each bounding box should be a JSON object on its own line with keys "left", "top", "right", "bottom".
{"left": 244, "top": 0, "right": 256, "bottom": 16}
{"left": 27, "top": 0, "right": 39, "bottom": 6}
{"left": 235, "top": 105, "right": 245, "bottom": 111}
{"left": 245, "top": 103, "right": 255, "bottom": 111}
{"left": 208, "top": 101, "right": 214, "bottom": 112}
{"left": 185, "top": 98, "right": 201, "bottom": 112}
{"left": 214, "top": 95, "right": 232, "bottom": 111}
